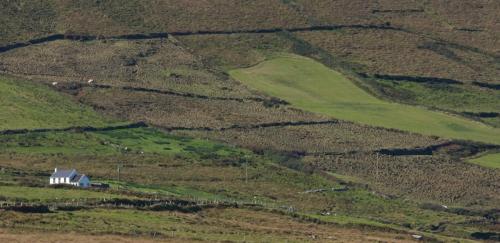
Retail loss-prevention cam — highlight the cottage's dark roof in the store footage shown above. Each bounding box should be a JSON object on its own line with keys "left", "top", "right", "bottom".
{"left": 71, "top": 174, "right": 86, "bottom": 182}
{"left": 50, "top": 169, "right": 75, "bottom": 178}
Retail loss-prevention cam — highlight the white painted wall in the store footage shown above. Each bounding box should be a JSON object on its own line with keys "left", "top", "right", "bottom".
{"left": 50, "top": 170, "right": 91, "bottom": 188}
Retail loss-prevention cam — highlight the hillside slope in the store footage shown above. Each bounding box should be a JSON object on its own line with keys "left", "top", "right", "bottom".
{"left": 0, "top": 76, "right": 112, "bottom": 130}
{"left": 0, "top": 1, "right": 499, "bottom": 242}
{"left": 230, "top": 54, "right": 500, "bottom": 145}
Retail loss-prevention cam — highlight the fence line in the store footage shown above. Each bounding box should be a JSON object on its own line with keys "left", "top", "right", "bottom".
{"left": 0, "top": 197, "right": 287, "bottom": 213}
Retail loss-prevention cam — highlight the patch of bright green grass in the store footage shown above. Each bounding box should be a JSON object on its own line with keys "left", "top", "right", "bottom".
{"left": 0, "top": 127, "right": 250, "bottom": 159}
{"left": 0, "top": 185, "right": 130, "bottom": 202}
{"left": 0, "top": 76, "right": 111, "bottom": 130}
{"left": 229, "top": 54, "right": 500, "bottom": 145}
{"left": 469, "top": 153, "right": 500, "bottom": 169}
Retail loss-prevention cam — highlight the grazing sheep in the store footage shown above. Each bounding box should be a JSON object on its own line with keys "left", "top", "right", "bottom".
{"left": 51, "top": 82, "right": 58, "bottom": 86}
{"left": 412, "top": 235, "right": 423, "bottom": 240}
{"left": 88, "top": 79, "right": 94, "bottom": 84}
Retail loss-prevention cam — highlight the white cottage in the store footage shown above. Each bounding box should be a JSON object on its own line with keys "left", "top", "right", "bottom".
{"left": 49, "top": 168, "right": 90, "bottom": 188}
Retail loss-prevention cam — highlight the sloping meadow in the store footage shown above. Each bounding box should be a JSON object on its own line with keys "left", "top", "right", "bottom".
{"left": 0, "top": 76, "right": 112, "bottom": 130}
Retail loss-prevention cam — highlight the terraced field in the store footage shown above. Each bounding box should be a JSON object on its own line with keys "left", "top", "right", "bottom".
{"left": 230, "top": 54, "right": 500, "bottom": 145}
{"left": 0, "top": 75, "right": 494, "bottom": 240}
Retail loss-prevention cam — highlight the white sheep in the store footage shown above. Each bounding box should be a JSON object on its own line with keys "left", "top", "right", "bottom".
{"left": 51, "top": 82, "right": 58, "bottom": 86}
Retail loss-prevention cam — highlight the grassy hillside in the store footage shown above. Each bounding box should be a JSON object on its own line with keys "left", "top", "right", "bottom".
{"left": 0, "top": 151, "right": 492, "bottom": 241}
{"left": 0, "top": 76, "right": 112, "bottom": 130}
{"left": 0, "top": 122, "right": 494, "bottom": 239}
{"left": 1, "top": 1, "right": 499, "bottom": 241}
{"left": 230, "top": 54, "right": 500, "bottom": 145}
{"left": 0, "top": 208, "right": 426, "bottom": 242}
{"left": 0, "top": 0, "right": 307, "bottom": 45}
{"left": 376, "top": 80, "right": 500, "bottom": 127}
{"left": 0, "top": 106, "right": 494, "bottom": 240}
{"left": 0, "top": 127, "right": 248, "bottom": 158}
{"left": 470, "top": 153, "right": 500, "bottom": 169}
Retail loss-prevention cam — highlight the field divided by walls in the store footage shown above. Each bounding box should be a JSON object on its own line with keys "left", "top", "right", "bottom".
{"left": 229, "top": 54, "right": 500, "bottom": 145}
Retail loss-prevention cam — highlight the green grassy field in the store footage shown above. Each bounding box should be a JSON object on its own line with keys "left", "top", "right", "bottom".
{"left": 0, "top": 76, "right": 111, "bottom": 130}
{"left": 469, "top": 153, "right": 500, "bottom": 169}
{"left": 229, "top": 54, "right": 500, "bottom": 145}
{"left": 0, "top": 127, "right": 249, "bottom": 159}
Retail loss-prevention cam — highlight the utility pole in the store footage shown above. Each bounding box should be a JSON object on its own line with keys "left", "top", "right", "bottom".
{"left": 117, "top": 163, "right": 121, "bottom": 182}
{"left": 244, "top": 155, "right": 249, "bottom": 184}
{"left": 117, "top": 146, "right": 127, "bottom": 182}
